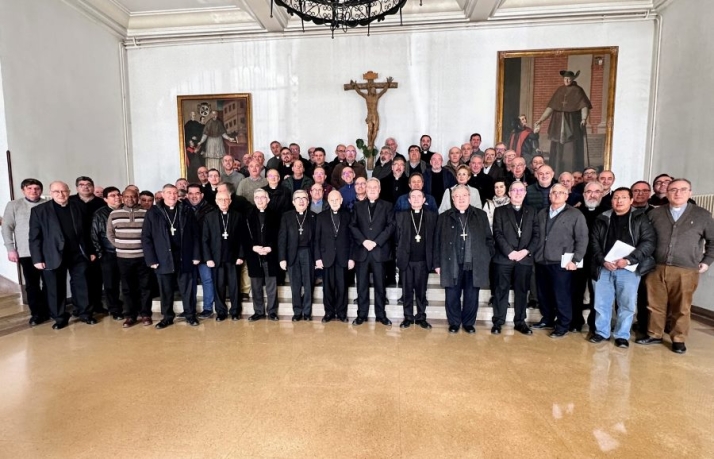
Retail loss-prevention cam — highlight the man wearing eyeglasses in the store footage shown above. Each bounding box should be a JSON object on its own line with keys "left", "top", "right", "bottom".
{"left": 331, "top": 145, "right": 367, "bottom": 188}
{"left": 631, "top": 181, "right": 654, "bottom": 215}
{"left": 279, "top": 190, "right": 317, "bottom": 321}
{"left": 531, "top": 183, "right": 588, "bottom": 338}
{"left": 637, "top": 179, "right": 714, "bottom": 354}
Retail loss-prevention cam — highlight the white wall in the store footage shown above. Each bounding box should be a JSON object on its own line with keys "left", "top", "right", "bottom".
{"left": 127, "top": 20, "right": 655, "bottom": 191}
{"left": 0, "top": 0, "right": 128, "bottom": 283}
{"left": 0, "top": 0, "right": 128, "bottom": 193}
{"left": 654, "top": 0, "right": 714, "bottom": 312}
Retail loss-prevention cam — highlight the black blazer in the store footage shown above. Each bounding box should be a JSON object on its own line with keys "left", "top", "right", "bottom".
{"left": 314, "top": 209, "right": 352, "bottom": 268}
{"left": 243, "top": 207, "right": 281, "bottom": 277}
{"left": 29, "top": 200, "right": 94, "bottom": 270}
{"left": 395, "top": 210, "right": 437, "bottom": 271}
{"left": 202, "top": 208, "right": 245, "bottom": 266}
{"left": 349, "top": 199, "right": 395, "bottom": 262}
{"left": 492, "top": 204, "right": 540, "bottom": 266}
{"left": 278, "top": 210, "right": 316, "bottom": 266}
{"left": 141, "top": 202, "right": 200, "bottom": 274}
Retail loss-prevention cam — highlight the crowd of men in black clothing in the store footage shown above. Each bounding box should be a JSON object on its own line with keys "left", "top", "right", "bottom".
{"left": 3, "top": 135, "right": 713, "bottom": 354}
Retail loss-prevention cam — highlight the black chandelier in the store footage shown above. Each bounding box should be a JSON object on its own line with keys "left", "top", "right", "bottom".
{"left": 271, "top": 0, "right": 420, "bottom": 37}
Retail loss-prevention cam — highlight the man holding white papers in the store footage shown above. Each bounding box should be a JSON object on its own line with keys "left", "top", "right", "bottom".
{"left": 532, "top": 184, "right": 588, "bottom": 338}
{"left": 588, "top": 188, "right": 656, "bottom": 348}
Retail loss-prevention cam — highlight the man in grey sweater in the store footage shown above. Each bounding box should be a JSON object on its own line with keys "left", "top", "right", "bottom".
{"left": 532, "top": 183, "right": 589, "bottom": 338}
{"left": 637, "top": 178, "right": 714, "bottom": 354}
{"left": 2, "top": 178, "right": 48, "bottom": 326}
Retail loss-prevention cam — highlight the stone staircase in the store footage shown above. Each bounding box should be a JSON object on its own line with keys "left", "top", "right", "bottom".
{"left": 153, "top": 273, "right": 546, "bottom": 323}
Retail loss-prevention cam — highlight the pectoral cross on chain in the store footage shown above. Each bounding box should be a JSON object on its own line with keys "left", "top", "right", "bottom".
{"left": 299, "top": 228, "right": 303, "bottom": 235}
{"left": 517, "top": 228, "right": 522, "bottom": 238}
{"left": 170, "top": 226, "right": 176, "bottom": 236}
{"left": 460, "top": 232, "right": 468, "bottom": 241}
{"left": 222, "top": 231, "right": 229, "bottom": 240}
{"left": 415, "top": 235, "right": 422, "bottom": 243}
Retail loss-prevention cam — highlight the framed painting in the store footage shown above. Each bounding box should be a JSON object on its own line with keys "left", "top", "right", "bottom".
{"left": 495, "top": 47, "right": 618, "bottom": 173}
{"left": 177, "top": 93, "right": 253, "bottom": 182}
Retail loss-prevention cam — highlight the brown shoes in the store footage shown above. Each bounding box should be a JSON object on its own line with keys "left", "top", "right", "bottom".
{"left": 141, "top": 317, "right": 153, "bottom": 327}
{"left": 122, "top": 317, "right": 136, "bottom": 328}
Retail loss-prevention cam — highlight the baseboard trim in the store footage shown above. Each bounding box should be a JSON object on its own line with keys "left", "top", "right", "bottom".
{"left": 692, "top": 305, "right": 714, "bottom": 327}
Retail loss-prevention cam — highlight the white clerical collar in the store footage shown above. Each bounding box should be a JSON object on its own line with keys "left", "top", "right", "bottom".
{"left": 298, "top": 212, "right": 304, "bottom": 215}
{"left": 413, "top": 209, "right": 421, "bottom": 213}
{"left": 369, "top": 200, "right": 375, "bottom": 204}
{"left": 459, "top": 210, "right": 466, "bottom": 214}
{"left": 513, "top": 205, "right": 521, "bottom": 210}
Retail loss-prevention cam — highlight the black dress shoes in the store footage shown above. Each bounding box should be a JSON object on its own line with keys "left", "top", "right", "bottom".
{"left": 111, "top": 313, "right": 124, "bottom": 321}
{"left": 338, "top": 316, "right": 349, "bottom": 323}
{"left": 514, "top": 323, "right": 533, "bottom": 335}
{"left": 568, "top": 326, "right": 583, "bottom": 333}
{"left": 463, "top": 325, "right": 476, "bottom": 334}
{"left": 199, "top": 310, "right": 213, "bottom": 319}
{"left": 268, "top": 313, "right": 279, "bottom": 321}
{"left": 303, "top": 315, "right": 312, "bottom": 322}
{"left": 321, "top": 315, "right": 334, "bottom": 323}
{"left": 672, "top": 342, "right": 687, "bottom": 354}
{"left": 417, "top": 320, "right": 432, "bottom": 329}
{"left": 155, "top": 320, "right": 174, "bottom": 329}
{"left": 292, "top": 314, "right": 303, "bottom": 322}
{"left": 549, "top": 330, "right": 568, "bottom": 339}
{"left": 400, "top": 320, "right": 414, "bottom": 329}
{"left": 231, "top": 314, "right": 240, "bottom": 321}
{"left": 615, "top": 338, "right": 629, "bottom": 348}
{"left": 635, "top": 336, "right": 663, "bottom": 345}
{"left": 589, "top": 334, "right": 606, "bottom": 343}
{"left": 531, "top": 321, "right": 554, "bottom": 330}
{"left": 52, "top": 321, "right": 67, "bottom": 330}
{"left": 448, "top": 325, "right": 459, "bottom": 334}
{"left": 216, "top": 314, "right": 227, "bottom": 322}
{"left": 81, "top": 317, "right": 98, "bottom": 325}
{"left": 29, "top": 316, "right": 48, "bottom": 327}
{"left": 248, "top": 313, "right": 265, "bottom": 321}
{"left": 352, "top": 317, "right": 365, "bottom": 326}
{"left": 491, "top": 325, "right": 501, "bottom": 335}
{"left": 186, "top": 317, "right": 200, "bottom": 326}
{"left": 378, "top": 317, "right": 392, "bottom": 326}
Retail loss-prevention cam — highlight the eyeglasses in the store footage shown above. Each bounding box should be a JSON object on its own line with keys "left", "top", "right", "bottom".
{"left": 550, "top": 191, "right": 568, "bottom": 196}
{"left": 509, "top": 189, "right": 526, "bottom": 194}
{"left": 632, "top": 189, "right": 651, "bottom": 193}
{"left": 667, "top": 188, "right": 690, "bottom": 194}
{"left": 654, "top": 180, "right": 671, "bottom": 186}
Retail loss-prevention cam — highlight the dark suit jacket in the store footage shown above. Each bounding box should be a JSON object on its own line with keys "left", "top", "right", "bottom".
{"left": 485, "top": 164, "right": 505, "bottom": 181}
{"left": 141, "top": 202, "right": 200, "bottom": 274}
{"left": 243, "top": 207, "right": 281, "bottom": 277}
{"left": 278, "top": 210, "right": 316, "bottom": 266}
{"left": 314, "top": 209, "right": 352, "bottom": 268}
{"left": 395, "top": 210, "right": 437, "bottom": 271}
{"left": 492, "top": 204, "right": 540, "bottom": 266}
{"left": 202, "top": 209, "right": 245, "bottom": 266}
{"left": 29, "top": 200, "right": 94, "bottom": 270}
{"left": 379, "top": 174, "right": 409, "bottom": 203}
{"left": 350, "top": 199, "right": 395, "bottom": 262}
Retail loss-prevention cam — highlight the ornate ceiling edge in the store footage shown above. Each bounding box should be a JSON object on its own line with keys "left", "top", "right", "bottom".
{"left": 492, "top": 1, "right": 654, "bottom": 19}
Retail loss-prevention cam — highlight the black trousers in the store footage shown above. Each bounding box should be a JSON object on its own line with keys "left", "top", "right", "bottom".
{"left": 356, "top": 255, "right": 386, "bottom": 320}
{"left": 117, "top": 257, "right": 152, "bottom": 319}
{"left": 444, "top": 268, "right": 479, "bottom": 328}
{"left": 323, "top": 264, "right": 348, "bottom": 319}
{"left": 636, "top": 272, "right": 649, "bottom": 334}
{"left": 288, "top": 248, "right": 314, "bottom": 316}
{"left": 19, "top": 256, "right": 48, "bottom": 319}
{"left": 86, "top": 258, "right": 103, "bottom": 311}
{"left": 536, "top": 263, "right": 573, "bottom": 333}
{"left": 156, "top": 270, "right": 196, "bottom": 321}
{"left": 493, "top": 262, "right": 531, "bottom": 326}
{"left": 43, "top": 255, "right": 90, "bottom": 322}
{"left": 571, "top": 264, "right": 596, "bottom": 330}
{"left": 250, "top": 261, "right": 278, "bottom": 315}
{"left": 213, "top": 263, "right": 241, "bottom": 317}
{"left": 402, "top": 260, "right": 428, "bottom": 321}
{"left": 99, "top": 252, "right": 122, "bottom": 315}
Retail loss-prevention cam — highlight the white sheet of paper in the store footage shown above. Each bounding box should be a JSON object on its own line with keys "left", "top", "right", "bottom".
{"left": 561, "top": 253, "right": 584, "bottom": 269}
{"left": 605, "top": 240, "right": 638, "bottom": 272}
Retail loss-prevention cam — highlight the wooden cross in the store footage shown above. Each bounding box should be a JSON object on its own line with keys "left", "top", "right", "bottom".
{"left": 344, "top": 71, "right": 398, "bottom": 152}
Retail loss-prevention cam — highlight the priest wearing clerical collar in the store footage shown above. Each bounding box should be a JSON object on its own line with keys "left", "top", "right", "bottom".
{"left": 395, "top": 189, "right": 437, "bottom": 330}
{"left": 434, "top": 185, "right": 494, "bottom": 334}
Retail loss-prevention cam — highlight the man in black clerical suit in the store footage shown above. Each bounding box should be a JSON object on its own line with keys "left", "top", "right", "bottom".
{"left": 492, "top": 181, "right": 540, "bottom": 335}
{"left": 244, "top": 189, "right": 281, "bottom": 321}
{"left": 279, "top": 190, "right": 317, "bottom": 321}
{"left": 379, "top": 156, "right": 409, "bottom": 204}
{"left": 202, "top": 190, "right": 245, "bottom": 321}
{"left": 350, "top": 178, "right": 395, "bottom": 326}
{"left": 29, "top": 181, "right": 97, "bottom": 329}
{"left": 315, "top": 190, "right": 354, "bottom": 323}
{"left": 435, "top": 185, "right": 494, "bottom": 334}
{"left": 395, "top": 190, "right": 437, "bottom": 329}
{"left": 142, "top": 184, "right": 201, "bottom": 329}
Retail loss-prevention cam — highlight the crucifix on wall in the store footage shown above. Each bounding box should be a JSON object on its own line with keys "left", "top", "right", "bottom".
{"left": 343, "top": 71, "right": 398, "bottom": 152}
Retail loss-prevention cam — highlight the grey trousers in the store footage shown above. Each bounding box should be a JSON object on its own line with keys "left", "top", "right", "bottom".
{"left": 250, "top": 261, "right": 278, "bottom": 315}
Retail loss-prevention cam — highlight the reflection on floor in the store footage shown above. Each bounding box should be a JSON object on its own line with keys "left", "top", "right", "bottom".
{"left": 1, "top": 307, "right": 713, "bottom": 458}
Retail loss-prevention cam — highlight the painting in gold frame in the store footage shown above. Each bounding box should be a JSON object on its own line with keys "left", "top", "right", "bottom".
{"left": 177, "top": 93, "right": 253, "bottom": 182}
{"left": 495, "top": 47, "right": 618, "bottom": 173}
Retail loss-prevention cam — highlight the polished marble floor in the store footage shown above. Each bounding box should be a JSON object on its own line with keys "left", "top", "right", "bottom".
{"left": 1, "top": 311, "right": 713, "bottom": 459}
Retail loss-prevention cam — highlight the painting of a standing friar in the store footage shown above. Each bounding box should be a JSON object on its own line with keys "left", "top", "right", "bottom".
{"left": 495, "top": 47, "right": 618, "bottom": 173}
{"left": 177, "top": 94, "right": 253, "bottom": 182}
